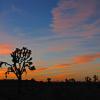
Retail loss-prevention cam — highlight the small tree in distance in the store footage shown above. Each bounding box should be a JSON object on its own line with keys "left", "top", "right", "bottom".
{"left": 85, "top": 76, "right": 91, "bottom": 82}
{"left": 93, "top": 75, "right": 98, "bottom": 82}
{"left": 0, "top": 47, "right": 36, "bottom": 80}
{"left": 47, "top": 78, "right": 51, "bottom": 83}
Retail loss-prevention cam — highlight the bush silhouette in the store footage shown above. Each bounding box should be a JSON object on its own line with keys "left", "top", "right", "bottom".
{"left": 65, "top": 78, "right": 68, "bottom": 82}
{"left": 85, "top": 76, "right": 92, "bottom": 82}
{"left": 93, "top": 75, "right": 98, "bottom": 82}
{"left": 68, "top": 78, "right": 76, "bottom": 82}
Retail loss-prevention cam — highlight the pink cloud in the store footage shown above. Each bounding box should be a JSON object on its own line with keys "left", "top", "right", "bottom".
{"left": 25, "top": 63, "right": 71, "bottom": 80}
{"left": 50, "top": 64, "right": 71, "bottom": 69}
{"left": 51, "top": 73, "right": 67, "bottom": 81}
{"left": 73, "top": 52, "right": 100, "bottom": 64}
{"left": 51, "top": 0, "right": 97, "bottom": 37}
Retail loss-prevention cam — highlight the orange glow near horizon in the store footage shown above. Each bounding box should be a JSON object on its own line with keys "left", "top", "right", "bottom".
{"left": 0, "top": 44, "right": 13, "bottom": 55}
{"left": 0, "top": 52, "right": 100, "bottom": 81}
{"left": 0, "top": 66, "right": 68, "bottom": 81}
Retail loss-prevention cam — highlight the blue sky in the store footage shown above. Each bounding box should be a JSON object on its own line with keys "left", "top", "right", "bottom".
{"left": 0, "top": 0, "right": 100, "bottom": 80}
{"left": 0, "top": 0, "right": 57, "bottom": 37}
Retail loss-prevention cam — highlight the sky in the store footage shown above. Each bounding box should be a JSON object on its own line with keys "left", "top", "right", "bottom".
{"left": 0, "top": 0, "right": 100, "bottom": 81}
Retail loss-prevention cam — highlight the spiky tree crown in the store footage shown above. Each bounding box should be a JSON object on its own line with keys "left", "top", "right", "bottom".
{"left": 0, "top": 47, "right": 36, "bottom": 79}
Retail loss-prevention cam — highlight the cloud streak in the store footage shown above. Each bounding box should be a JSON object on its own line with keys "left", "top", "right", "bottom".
{"left": 73, "top": 52, "right": 100, "bottom": 64}
{"left": 52, "top": 0, "right": 99, "bottom": 37}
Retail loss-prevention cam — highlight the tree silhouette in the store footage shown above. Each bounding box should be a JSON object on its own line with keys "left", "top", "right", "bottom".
{"left": 0, "top": 47, "right": 36, "bottom": 80}
{"left": 93, "top": 75, "right": 98, "bottom": 82}
{"left": 85, "top": 76, "right": 91, "bottom": 82}
{"left": 65, "top": 78, "right": 68, "bottom": 82}
{"left": 47, "top": 78, "right": 51, "bottom": 83}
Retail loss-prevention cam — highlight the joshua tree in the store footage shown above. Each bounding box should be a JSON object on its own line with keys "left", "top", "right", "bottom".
{"left": 0, "top": 47, "right": 36, "bottom": 80}
{"left": 85, "top": 76, "right": 91, "bottom": 82}
{"left": 47, "top": 78, "right": 51, "bottom": 83}
{"left": 93, "top": 75, "right": 98, "bottom": 82}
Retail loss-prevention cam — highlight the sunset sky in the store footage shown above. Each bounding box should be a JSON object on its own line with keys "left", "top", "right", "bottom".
{"left": 0, "top": 0, "right": 100, "bottom": 81}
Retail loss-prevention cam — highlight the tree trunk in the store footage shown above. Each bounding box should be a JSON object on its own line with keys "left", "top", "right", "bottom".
{"left": 18, "top": 75, "right": 22, "bottom": 81}
{"left": 17, "top": 75, "right": 22, "bottom": 95}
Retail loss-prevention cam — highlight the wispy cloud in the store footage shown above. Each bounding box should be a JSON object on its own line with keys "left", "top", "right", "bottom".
{"left": 73, "top": 52, "right": 100, "bottom": 64}
{"left": 51, "top": 0, "right": 99, "bottom": 38}
{"left": 26, "top": 63, "right": 71, "bottom": 80}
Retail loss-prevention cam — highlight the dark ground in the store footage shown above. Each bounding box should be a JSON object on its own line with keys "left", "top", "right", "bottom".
{"left": 0, "top": 80, "right": 100, "bottom": 100}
